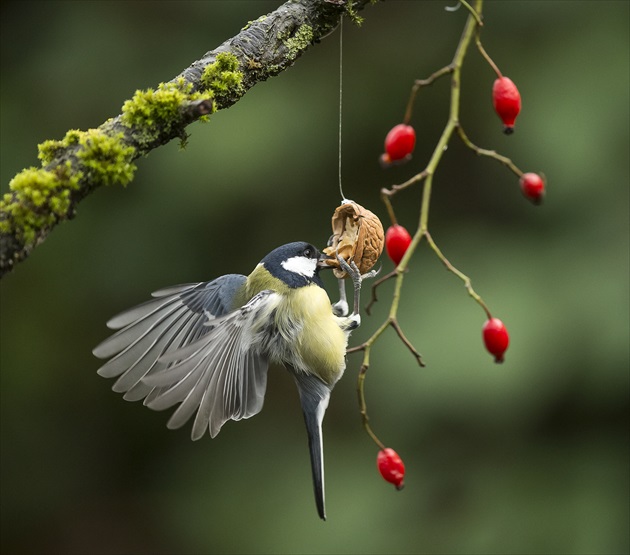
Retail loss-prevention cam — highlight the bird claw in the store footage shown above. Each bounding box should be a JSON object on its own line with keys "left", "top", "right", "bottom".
{"left": 334, "top": 253, "right": 379, "bottom": 319}
{"left": 335, "top": 254, "right": 379, "bottom": 288}
{"left": 362, "top": 265, "right": 381, "bottom": 281}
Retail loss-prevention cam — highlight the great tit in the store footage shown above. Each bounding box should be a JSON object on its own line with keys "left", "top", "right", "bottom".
{"left": 93, "top": 241, "right": 371, "bottom": 520}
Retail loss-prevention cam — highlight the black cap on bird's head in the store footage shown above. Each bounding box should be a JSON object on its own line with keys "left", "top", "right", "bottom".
{"left": 261, "top": 242, "right": 324, "bottom": 289}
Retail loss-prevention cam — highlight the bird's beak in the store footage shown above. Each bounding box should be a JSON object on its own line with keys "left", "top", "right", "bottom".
{"left": 317, "top": 253, "right": 334, "bottom": 270}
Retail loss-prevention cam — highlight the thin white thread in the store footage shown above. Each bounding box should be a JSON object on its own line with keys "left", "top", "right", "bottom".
{"left": 338, "top": 17, "right": 346, "bottom": 201}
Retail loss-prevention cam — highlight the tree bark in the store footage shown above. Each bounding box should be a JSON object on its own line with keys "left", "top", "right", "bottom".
{"left": 0, "top": 0, "right": 375, "bottom": 278}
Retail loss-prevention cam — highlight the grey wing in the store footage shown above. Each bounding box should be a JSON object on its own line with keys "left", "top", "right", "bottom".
{"left": 142, "top": 290, "right": 282, "bottom": 440}
{"left": 93, "top": 274, "right": 247, "bottom": 404}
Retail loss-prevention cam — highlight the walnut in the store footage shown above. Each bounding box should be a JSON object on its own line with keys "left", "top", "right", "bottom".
{"left": 322, "top": 201, "right": 384, "bottom": 279}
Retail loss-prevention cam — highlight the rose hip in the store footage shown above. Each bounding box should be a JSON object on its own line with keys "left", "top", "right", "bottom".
{"left": 482, "top": 318, "right": 510, "bottom": 363}
{"left": 377, "top": 448, "right": 405, "bottom": 490}
{"left": 383, "top": 124, "right": 416, "bottom": 163}
{"left": 520, "top": 173, "right": 545, "bottom": 204}
{"left": 492, "top": 77, "right": 521, "bottom": 134}
{"left": 385, "top": 224, "right": 412, "bottom": 266}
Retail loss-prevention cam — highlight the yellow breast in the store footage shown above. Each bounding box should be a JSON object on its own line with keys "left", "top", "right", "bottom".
{"left": 277, "top": 285, "right": 348, "bottom": 385}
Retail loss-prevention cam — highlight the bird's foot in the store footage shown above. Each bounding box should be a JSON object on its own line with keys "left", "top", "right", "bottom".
{"left": 332, "top": 299, "right": 349, "bottom": 317}
{"left": 335, "top": 254, "right": 380, "bottom": 319}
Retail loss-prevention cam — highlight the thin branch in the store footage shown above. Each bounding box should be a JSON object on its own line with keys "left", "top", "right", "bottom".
{"left": 457, "top": 0, "right": 484, "bottom": 27}
{"left": 381, "top": 169, "right": 429, "bottom": 198}
{"left": 380, "top": 188, "right": 398, "bottom": 225}
{"left": 357, "top": 363, "right": 386, "bottom": 450}
{"left": 0, "top": 0, "right": 376, "bottom": 278}
{"left": 365, "top": 269, "right": 398, "bottom": 316}
{"left": 390, "top": 319, "right": 425, "bottom": 366}
{"left": 403, "top": 65, "right": 455, "bottom": 124}
{"left": 456, "top": 125, "right": 523, "bottom": 177}
{"left": 352, "top": 0, "right": 484, "bottom": 447}
{"left": 475, "top": 34, "right": 502, "bottom": 79}
{"left": 425, "top": 230, "right": 492, "bottom": 318}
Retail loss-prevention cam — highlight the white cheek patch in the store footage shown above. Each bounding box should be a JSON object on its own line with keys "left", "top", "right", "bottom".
{"left": 281, "top": 256, "right": 317, "bottom": 278}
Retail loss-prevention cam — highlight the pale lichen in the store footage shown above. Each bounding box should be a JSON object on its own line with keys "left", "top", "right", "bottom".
{"left": 281, "top": 24, "right": 314, "bottom": 61}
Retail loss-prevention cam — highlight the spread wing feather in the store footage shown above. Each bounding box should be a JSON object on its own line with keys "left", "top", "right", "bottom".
{"left": 93, "top": 276, "right": 246, "bottom": 389}
{"left": 94, "top": 276, "right": 280, "bottom": 440}
{"left": 143, "top": 290, "right": 280, "bottom": 439}
{"left": 105, "top": 283, "right": 197, "bottom": 330}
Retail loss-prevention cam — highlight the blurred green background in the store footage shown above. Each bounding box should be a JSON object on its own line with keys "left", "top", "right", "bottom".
{"left": 1, "top": 1, "right": 628, "bottom": 554}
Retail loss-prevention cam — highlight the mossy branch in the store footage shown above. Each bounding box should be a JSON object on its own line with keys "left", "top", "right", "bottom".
{"left": 0, "top": 0, "right": 375, "bottom": 279}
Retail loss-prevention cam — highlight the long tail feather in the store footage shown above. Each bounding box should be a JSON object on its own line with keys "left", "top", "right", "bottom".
{"left": 293, "top": 371, "right": 332, "bottom": 521}
{"left": 303, "top": 406, "right": 326, "bottom": 520}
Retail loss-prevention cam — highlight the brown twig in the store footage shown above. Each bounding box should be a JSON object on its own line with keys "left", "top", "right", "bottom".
{"left": 403, "top": 65, "right": 455, "bottom": 124}
{"left": 425, "top": 231, "right": 492, "bottom": 319}
{"left": 357, "top": 363, "right": 386, "bottom": 449}
{"left": 381, "top": 169, "right": 429, "bottom": 198}
{"left": 456, "top": 125, "right": 524, "bottom": 177}
{"left": 365, "top": 269, "right": 398, "bottom": 315}
{"left": 475, "top": 35, "right": 502, "bottom": 79}
{"left": 390, "top": 319, "right": 425, "bottom": 366}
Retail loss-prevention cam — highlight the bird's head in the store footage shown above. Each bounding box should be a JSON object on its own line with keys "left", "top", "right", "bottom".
{"left": 260, "top": 241, "right": 329, "bottom": 289}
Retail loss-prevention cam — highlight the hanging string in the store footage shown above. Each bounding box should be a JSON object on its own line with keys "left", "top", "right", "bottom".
{"left": 338, "top": 16, "right": 346, "bottom": 201}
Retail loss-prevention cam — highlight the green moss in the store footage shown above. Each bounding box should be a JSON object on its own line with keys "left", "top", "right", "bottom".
{"left": 0, "top": 164, "right": 81, "bottom": 245}
{"left": 282, "top": 24, "right": 314, "bottom": 61}
{"left": 38, "top": 128, "right": 136, "bottom": 188}
{"left": 200, "top": 52, "right": 244, "bottom": 106}
{"left": 121, "top": 77, "right": 213, "bottom": 142}
{"left": 38, "top": 137, "right": 69, "bottom": 166}
{"left": 345, "top": 3, "right": 364, "bottom": 26}
{"left": 75, "top": 129, "right": 137, "bottom": 187}
{"left": 1, "top": 129, "right": 137, "bottom": 246}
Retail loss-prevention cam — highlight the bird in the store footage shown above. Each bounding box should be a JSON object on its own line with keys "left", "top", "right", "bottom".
{"left": 93, "top": 241, "right": 373, "bottom": 520}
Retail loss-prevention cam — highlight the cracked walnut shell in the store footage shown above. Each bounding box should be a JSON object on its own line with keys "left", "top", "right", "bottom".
{"left": 322, "top": 201, "right": 384, "bottom": 279}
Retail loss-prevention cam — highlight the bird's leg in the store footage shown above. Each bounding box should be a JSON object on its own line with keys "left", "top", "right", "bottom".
{"left": 326, "top": 235, "right": 350, "bottom": 317}
{"left": 332, "top": 278, "right": 349, "bottom": 317}
{"left": 335, "top": 254, "right": 380, "bottom": 329}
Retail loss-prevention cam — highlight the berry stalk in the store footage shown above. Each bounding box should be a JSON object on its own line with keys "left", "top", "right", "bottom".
{"left": 352, "top": 0, "right": 485, "bottom": 451}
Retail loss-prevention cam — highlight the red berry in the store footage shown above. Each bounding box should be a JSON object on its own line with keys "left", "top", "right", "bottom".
{"left": 384, "top": 124, "right": 416, "bottom": 162}
{"left": 385, "top": 224, "right": 412, "bottom": 266}
{"left": 492, "top": 77, "right": 521, "bottom": 134}
{"left": 520, "top": 173, "right": 545, "bottom": 204}
{"left": 377, "top": 448, "right": 405, "bottom": 490}
{"left": 482, "top": 318, "right": 510, "bottom": 363}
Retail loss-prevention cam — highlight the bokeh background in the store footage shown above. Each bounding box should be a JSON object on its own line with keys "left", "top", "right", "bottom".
{"left": 1, "top": 1, "right": 628, "bottom": 554}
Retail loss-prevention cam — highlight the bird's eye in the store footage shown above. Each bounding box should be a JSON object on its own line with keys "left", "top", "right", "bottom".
{"left": 303, "top": 248, "right": 312, "bottom": 257}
